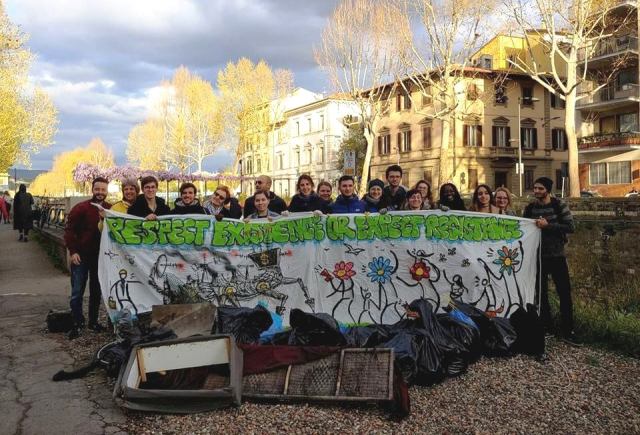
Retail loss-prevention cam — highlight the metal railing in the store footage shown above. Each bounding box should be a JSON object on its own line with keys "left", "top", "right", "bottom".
{"left": 578, "top": 130, "right": 640, "bottom": 146}
{"left": 577, "top": 83, "right": 640, "bottom": 106}
{"left": 578, "top": 35, "right": 638, "bottom": 62}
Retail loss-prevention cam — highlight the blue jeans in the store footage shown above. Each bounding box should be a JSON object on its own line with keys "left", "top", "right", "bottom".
{"left": 69, "top": 255, "right": 102, "bottom": 326}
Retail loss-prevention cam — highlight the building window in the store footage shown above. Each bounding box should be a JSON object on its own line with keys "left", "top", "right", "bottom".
{"left": 463, "top": 124, "right": 482, "bottom": 147}
{"left": 320, "top": 114, "right": 324, "bottom": 130}
{"left": 617, "top": 68, "right": 638, "bottom": 90}
{"left": 295, "top": 149, "right": 300, "bottom": 167}
{"left": 423, "top": 169, "right": 432, "bottom": 186}
{"left": 608, "top": 161, "right": 631, "bottom": 184}
{"left": 398, "top": 129, "right": 412, "bottom": 153}
{"left": 492, "top": 126, "right": 510, "bottom": 147}
{"left": 590, "top": 163, "right": 606, "bottom": 184}
{"left": 396, "top": 94, "right": 402, "bottom": 112}
{"left": 307, "top": 118, "right": 312, "bottom": 134}
{"left": 467, "top": 84, "right": 479, "bottom": 100}
{"left": 378, "top": 134, "right": 391, "bottom": 155}
{"left": 619, "top": 113, "right": 639, "bottom": 132}
{"left": 422, "top": 125, "right": 432, "bottom": 148}
{"left": 521, "top": 127, "right": 537, "bottom": 149}
{"left": 295, "top": 121, "right": 300, "bottom": 136}
{"left": 524, "top": 167, "right": 535, "bottom": 190}
{"left": 256, "top": 158, "right": 261, "bottom": 173}
{"left": 468, "top": 168, "right": 478, "bottom": 190}
{"left": 276, "top": 153, "right": 284, "bottom": 170}
{"left": 552, "top": 129, "right": 567, "bottom": 150}
{"left": 422, "top": 89, "right": 432, "bottom": 106}
{"left": 550, "top": 93, "right": 565, "bottom": 109}
{"left": 318, "top": 144, "right": 324, "bottom": 163}
{"left": 403, "top": 91, "right": 412, "bottom": 110}
{"left": 521, "top": 86, "right": 534, "bottom": 106}
{"left": 495, "top": 84, "right": 507, "bottom": 104}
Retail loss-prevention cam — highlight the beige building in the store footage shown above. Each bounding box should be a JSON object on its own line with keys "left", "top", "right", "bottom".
{"left": 577, "top": 0, "right": 640, "bottom": 197}
{"left": 370, "top": 38, "right": 569, "bottom": 196}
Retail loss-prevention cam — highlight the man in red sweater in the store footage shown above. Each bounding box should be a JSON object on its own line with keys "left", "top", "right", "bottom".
{"left": 63, "top": 177, "right": 111, "bottom": 339}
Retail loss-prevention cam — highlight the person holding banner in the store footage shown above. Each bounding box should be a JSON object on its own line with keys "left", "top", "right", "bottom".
{"left": 437, "top": 183, "right": 466, "bottom": 211}
{"left": 173, "top": 182, "right": 205, "bottom": 215}
{"left": 523, "top": 176, "right": 577, "bottom": 345}
{"left": 469, "top": 184, "right": 501, "bottom": 214}
{"left": 362, "top": 178, "right": 388, "bottom": 213}
{"left": 402, "top": 189, "right": 428, "bottom": 211}
{"left": 414, "top": 180, "right": 435, "bottom": 209}
{"left": 243, "top": 175, "right": 287, "bottom": 218}
{"left": 494, "top": 187, "right": 517, "bottom": 216}
{"left": 110, "top": 179, "right": 139, "bottom": 214}
{"left": 247, "top": 191, "right": 280, "bottom": 219}
{"left": 317, "top": 180, "right": 333, "bottom": 203}
{"left": 288, "top": 174, "right": 331, "bottom": 214}
{"left": 128, "top": 176, "right": 171, "bottom": 219}
{"left": 203, "top": 185, "right": 242, "bottom": 219}
{"left": 382, "top": 165, "right": 407, "bottom": 211}
{"left": 64, "top": 177, "right": 111, "bottom": 339}
{"left": 331, "top": 175, "right": 366, "bottom": 214}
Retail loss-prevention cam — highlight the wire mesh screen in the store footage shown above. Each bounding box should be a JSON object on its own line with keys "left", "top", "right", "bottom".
{"left": 287, "top": 353, "right": 340, "bottom": 397}
{"left": 338, "top": 349, "right": 392, "bottom": 399}
{"left": 243, "top": 368, "right": 288, "bottom": 395}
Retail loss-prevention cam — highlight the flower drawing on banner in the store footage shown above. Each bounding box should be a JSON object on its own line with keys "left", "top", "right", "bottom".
{"left": 333, "top": 261, "right": 356, "bottom": 281}
{"left": 367, "top": 256, "right": 393, "bottom": 284}
{"left": 409, "top": 261, "right": 430, "bottom": 281}
{"left": 493, "top": 246, "right": 520, "bottom": 275}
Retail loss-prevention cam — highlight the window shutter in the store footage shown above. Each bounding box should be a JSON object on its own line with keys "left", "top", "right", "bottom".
{"left": 463, "top": 126, "right": 469, "bottom": 146}
{"left": 533, "top": 128, "right": 538, "bottom": 149}
{"left": 396, "top": 94, "right": 401, "bottom": 112}
{"left": 520, "top": 127, "right": 525, "bottom": 148}
{"left": 397, "top": 132, "right": 402, "bottom": 151}
{"left": 563, "top": 130, "right": 568, "bottom": 150}
{"left": 378, "top": 136, "right": 382, "bottom": 155}
{"left": 492, "top": 126, "right": 498, "bottom": 147}
{"left": 407, "top": 130, "right": 412, "bottom": 151}
{"left": 423, "top": 127, "right": 431, "bottom": 148}
{"left": 477, "top": 125, "right": 483, "bottom": 147}
{"left": 505, "top": 126, "right": 511, "bottom": 146}
{"left": 552, "top": 129, "right": 558, "bottom": 149}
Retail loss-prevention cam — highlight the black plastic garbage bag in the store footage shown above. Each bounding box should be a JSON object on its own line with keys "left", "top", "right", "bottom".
{"left": 510, "top": 304, "right": 545, "bottom": 356}
{"left": 215, "top": 305, "right": 273, "bottom": 344}
{"left": 437, "top": 312, "right": 482, "bottom": 373}
{"left": 344, "top": 324, "right": 391, "bottom": 348}
{"left": 488, "top": 317, "right": 517, "bottom": 356}
{"left": 287, "top": 309, "right": 346, "bottom": 346}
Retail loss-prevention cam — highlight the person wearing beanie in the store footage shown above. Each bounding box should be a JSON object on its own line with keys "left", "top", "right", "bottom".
{"left": 523, "top": 176, "right": 577, "bottom": 345}
{"left": 362, "top": 178, "right": 388, "bottom": 212}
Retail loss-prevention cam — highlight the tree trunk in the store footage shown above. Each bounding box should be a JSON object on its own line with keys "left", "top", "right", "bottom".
{"left": 565, "top": 54, "right": 581, "bottom": 198}
{"left": 359, "top": 127, "right": 375, "bottom": 195}
{"left": 438, "top": 117, "right": 451, "bottom": 187}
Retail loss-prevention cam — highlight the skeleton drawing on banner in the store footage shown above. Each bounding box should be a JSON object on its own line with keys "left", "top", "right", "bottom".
{"left": 108, "top": 269, "right": 142, "bottom": 314}
{"left": 474, "top": 242, "right": 525, "bottom": 316}
{"left": 358, "top": 251, "right": 404, "bottom": 323}
{"left": 318, "top": 261, "right": 357, "bottom": 323}
{"left": 147, "top": 247, "right": 314, "bottom": 315}
{"left": 397, "top": 249, "right": 442, "bottom": 313}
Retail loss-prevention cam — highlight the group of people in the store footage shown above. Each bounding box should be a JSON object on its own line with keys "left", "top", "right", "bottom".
{"left": 63, "top": 165, "right": 577, "bottom": 346}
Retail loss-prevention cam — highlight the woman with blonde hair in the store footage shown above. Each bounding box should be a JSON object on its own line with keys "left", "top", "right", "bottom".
{"left": 111, "top": 179, "right": 140, "bottom": 213}
{"left": 494, "top": 187, "right": 517, "bottom": 216}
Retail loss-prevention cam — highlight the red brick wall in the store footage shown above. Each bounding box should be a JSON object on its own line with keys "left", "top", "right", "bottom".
{"left": 581, "top": 160, "right": 640, "bottom": 197}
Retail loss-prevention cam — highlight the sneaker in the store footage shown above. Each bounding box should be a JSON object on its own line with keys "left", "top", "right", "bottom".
{"left": 88, "top": 323, "right": 106, "bottom": 333}
{"left": 68, "top": 327, "right": 80, "bottom": 340}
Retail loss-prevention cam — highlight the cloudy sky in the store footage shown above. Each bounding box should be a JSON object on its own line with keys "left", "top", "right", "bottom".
{"left": 6, "top": 0, "right": 338, "bottom": 171}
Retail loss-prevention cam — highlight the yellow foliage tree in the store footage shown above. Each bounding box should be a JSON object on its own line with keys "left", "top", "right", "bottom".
{"left": 30, "top": 138, "right": 115, "bottom": 196}
{"left": 0, "top": 2, "right": 58, "bottom": 171}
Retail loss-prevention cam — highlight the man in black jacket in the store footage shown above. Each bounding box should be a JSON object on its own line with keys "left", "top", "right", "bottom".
{"left": 382, "top": 164, "right": 407, "bottom": 211}
{"left": 243, "top": 175, "right": 287, "bottom": 217}
{"left": 173, "top": 182, "right": 205, "bottom": 214}
{"left": 128, "top": 176, "right": 171, "bottom": 219}
{"left": 523, "top": 177, "right": 577, "bottom": 345}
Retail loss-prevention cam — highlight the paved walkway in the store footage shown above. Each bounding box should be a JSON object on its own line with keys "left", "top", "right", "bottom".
{"left": 0, "top": 224, "right": 126, "bottom": 435}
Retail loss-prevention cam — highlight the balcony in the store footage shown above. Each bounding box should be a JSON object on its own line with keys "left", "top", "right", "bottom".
{"left": 577, "top": 84, "right": 640, "bottom": 110}
{"left": 490, "top": 146, "right": 517, "bottom": 158}
{"left": 578, "top": 35, "right": 638, "bottom": 67}
{"left": 578, "top": 131, "right": 640, "bottom": 151}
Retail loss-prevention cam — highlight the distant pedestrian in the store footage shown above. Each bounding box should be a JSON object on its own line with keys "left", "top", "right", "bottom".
{"left": 0, "top": 194, "right": 9, "bottom": 223}
{"left": 13, "top": 184, "right": 33, "bottom": 241}
{"left": 523, "top": 177, "right": 577, "bottom": 344}
{"left": 63, "top": 177, "right": 111, "bottom": 339}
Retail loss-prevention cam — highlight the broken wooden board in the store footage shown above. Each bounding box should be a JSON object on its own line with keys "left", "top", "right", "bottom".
{"left": 150, "top": 303, "right": 216, "bottom": 338}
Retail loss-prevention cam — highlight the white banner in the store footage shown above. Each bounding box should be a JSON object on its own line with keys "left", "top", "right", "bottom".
{"left": 99, "top": 209, "right": 540, "bottom": 325}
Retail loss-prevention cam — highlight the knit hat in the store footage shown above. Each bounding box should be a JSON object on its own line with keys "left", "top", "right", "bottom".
{"left": 534, "top": 176, "right": 553, "bottom": 193}
{"left": 368, "top": 178, "right": 384, "bottom": 191}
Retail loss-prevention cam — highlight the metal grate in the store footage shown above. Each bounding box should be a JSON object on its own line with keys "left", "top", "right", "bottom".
{"left": 243, "top": 368, "right": 288, "bottom": 395}
{"left": 338, "top": 349, "right": 392, "bottom": 399}
{"left": 287, "top": 353, "right": 340, "bottom": 397}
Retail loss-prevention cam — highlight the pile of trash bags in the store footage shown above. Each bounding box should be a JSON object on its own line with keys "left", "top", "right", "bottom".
{"left": 216, "top": 299, "right": 544, "bottom": 387}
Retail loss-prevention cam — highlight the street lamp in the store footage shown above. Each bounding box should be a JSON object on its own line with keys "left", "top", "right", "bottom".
{"left": 515, "top": 96, "right": 540, "bottom": 197}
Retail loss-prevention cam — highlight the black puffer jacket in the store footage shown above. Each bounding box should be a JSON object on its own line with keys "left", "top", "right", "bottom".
{"left": 127, "top": 195, "right": 171, "bottom": 217}
{"left": 172, "top": 198, "right": 205, "bottom": 215}
{"left": 288, "top": 193, "right": 331, "bottom": 214}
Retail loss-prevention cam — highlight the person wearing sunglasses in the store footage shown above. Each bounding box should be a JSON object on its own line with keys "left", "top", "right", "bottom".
{"left": 242, "top": 175, "right": 287, "bottom": 218}
{"left": 203, "top": 185, "right": 242, "bottom": 219}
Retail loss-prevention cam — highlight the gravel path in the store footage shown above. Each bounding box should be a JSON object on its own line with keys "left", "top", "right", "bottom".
{"left": 111, "top": 338, "right": 639, "bottom": 435}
